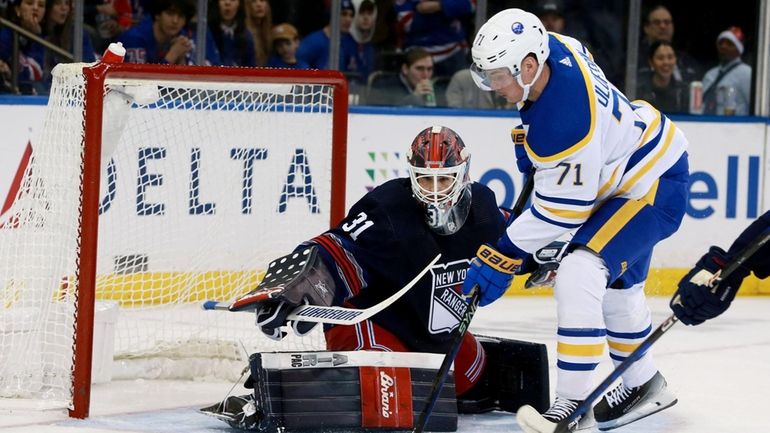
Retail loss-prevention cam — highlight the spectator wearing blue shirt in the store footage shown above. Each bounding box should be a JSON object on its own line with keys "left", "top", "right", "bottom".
{"left": 0, "top": 0, "right": 46, "bottom": 94}
{"left": 267, "top": 23, "right": 308, "bottom": 69}
{"left": 347, "top": 0, "right": 376, "bottom": 85}
{"left": 296, "top": 0, "right": 354, "bottom": 71}
{"left": 394, "top": 0, "right": 474, "bottom": 77}
{"left": 209, "top": 0, "right": 255, "bottom": 67}
{"left": 119, "top": 0, "right": 219, "bottom": 65}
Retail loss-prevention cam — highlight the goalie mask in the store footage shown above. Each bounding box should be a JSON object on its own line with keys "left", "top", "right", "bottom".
{"left": 407, "top": 126, "right": 472, "bottom": 235}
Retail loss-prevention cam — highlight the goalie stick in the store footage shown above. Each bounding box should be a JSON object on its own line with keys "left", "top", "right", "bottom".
{"left": 518, "top": 228, "right": 770, "bottom": 433}
{"left": 413, "top": 170, "right": 535, "bottom": 433}
{"left": 203, "top": 253, "right": 441, "bottom": 326}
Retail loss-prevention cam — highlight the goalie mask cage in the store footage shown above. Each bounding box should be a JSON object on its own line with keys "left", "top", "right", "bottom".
{"left": 0, "top": 63, "right": 347, "bottom": 418}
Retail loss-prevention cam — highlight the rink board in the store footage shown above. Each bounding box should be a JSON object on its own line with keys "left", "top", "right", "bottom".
{"left": 0, "top": 102, "right": 768, "bottom": 298}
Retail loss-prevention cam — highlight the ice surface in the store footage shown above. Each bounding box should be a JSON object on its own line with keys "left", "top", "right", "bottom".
{"left": 1, "top": 297, "right": 768, "bottom": 432}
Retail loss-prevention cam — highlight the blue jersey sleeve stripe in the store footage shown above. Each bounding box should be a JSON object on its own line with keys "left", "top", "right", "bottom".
{"left": 606, "top": 325, "right": 652, "bottom": 339}
{"left": 532, "top": 206, "right": 584, "bottom": 229}
{"left": 535, "top": 191, "right": 595, "bottom": 206}
{"left": 558, "top": 327, "right": 607, "bottom": 337}
{"left": 557, "top": 360, "right": 599, "bottom": 371}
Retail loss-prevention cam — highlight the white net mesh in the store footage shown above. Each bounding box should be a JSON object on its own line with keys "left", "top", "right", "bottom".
{"left": 0, "top": 63, "right": 340, "bottom": 409}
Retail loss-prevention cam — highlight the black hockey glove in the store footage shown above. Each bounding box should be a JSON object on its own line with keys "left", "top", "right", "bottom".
{"left": 670, "top": 246, "right": 751, "bottom": 326}
{"left": 256, "top": 299, "right": 317, "bottom": 341}
{"left": 521, "top": 241, "right": 569, "bottom": 289}
{"left": 230, "top": 246, "right": 335, "bottom": 340}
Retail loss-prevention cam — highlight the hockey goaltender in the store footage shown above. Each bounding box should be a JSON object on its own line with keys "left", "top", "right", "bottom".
{"left": 201, "top": 126, "right": 552, "bottom": 431}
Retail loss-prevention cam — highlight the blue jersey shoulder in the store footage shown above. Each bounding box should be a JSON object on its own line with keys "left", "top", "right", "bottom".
{"left": 520, "top": 35, "right": 593, "bottom": 163}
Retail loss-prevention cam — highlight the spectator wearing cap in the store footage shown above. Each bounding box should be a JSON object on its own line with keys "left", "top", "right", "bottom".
{"left": 208, "top": 0, "right": 256, "bottom": 67}
{"left": 296, "top": 0, "right": 356, "bottom": 70}
{"left": 534, "top": 0, "right": 590, "bottom": 48}
{"left": 394, "top": 0, "right": 474, "bottom": 78}
{"left": 638, "top": 4, "right": 700, "bottom": 84}
{"left": 534, "top": 0, "right": 624, "bottom": 87}
{"left": 701, "top": 26, "right": 752, "bottom": 116}
{"left": 267, "top": 23, "right": 308, "bottom": 69}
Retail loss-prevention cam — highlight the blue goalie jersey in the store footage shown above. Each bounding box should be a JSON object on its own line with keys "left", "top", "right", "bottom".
{"left": 309, "top": 178, "right": 506, "bottom": 353}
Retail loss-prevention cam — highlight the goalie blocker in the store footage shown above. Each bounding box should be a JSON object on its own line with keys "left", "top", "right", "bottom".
{"left": 201, "top": 336, "right": 549, "bottom": 432}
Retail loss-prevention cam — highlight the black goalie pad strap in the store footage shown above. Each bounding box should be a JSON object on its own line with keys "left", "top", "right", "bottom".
{"left": 477, "top": 335, "right": 550, "bottom": 413}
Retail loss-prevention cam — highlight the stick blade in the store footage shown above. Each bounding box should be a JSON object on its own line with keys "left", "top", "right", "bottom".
{"left": 516, "top": 404, "right": 559, "bottom": 433}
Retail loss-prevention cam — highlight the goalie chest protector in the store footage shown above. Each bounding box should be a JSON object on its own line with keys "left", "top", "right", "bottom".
{"left": 248, "top": 351, "right": 458, "bottom": 432}
{"left": 318, "top": 178, "right": 506, "bottom": 353}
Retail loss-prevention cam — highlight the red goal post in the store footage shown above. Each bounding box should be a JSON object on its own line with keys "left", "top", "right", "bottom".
{"left": 0, "top": 62, "right": 348, "bottom": 418}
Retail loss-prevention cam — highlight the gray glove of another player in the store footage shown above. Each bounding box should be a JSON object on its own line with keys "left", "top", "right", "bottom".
{"left": 524, "top": 241, "right": 570, "bottom": 289}
{"left": 230, "top": 246, "right": 335, "bottom": 340}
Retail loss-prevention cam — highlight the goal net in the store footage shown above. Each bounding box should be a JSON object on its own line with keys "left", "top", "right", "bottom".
{"left": 0, "top": 62, "right": 347, "bottom": 417}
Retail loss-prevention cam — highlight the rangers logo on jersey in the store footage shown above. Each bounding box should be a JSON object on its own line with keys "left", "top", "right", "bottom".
{"left": 427, "top": 259, "right": 470, "bottom": 334}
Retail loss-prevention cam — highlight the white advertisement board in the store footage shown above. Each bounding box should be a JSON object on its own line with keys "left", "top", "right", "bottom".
{"left": 346, "top": 111, "right": 767, "bottom": 268}
{"left": 1, "top": 103, "right": 767, "bottom": 272}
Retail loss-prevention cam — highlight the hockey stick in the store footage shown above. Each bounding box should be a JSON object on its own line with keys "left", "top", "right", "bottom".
{"left": 203, "top": 253, "right": 441, "bottom": 326}
{"left": 519, "top": 228, "right": 770, "bottom": 433}
{"left": 413, "top": 171, "right": 535, "bottom": 433}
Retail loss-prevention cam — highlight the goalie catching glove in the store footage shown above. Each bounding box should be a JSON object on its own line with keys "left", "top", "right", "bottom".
{"left": 231, "top": 246, "right": 335, "bottom": 340}
{"left": 462, "top": 244, "right": 522, "bottom": 306}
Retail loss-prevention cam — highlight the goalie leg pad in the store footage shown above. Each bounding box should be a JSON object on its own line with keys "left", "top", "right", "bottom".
{"left": 459, "top": 335, "right": 549, "bottom": 414}
{"left": 224, "top": 351, "right": 460, "bottom": 432}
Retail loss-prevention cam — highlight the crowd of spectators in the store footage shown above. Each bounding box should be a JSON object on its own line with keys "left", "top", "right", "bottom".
{"left": 0, "top": 0, "right": 758, "bottom": 116}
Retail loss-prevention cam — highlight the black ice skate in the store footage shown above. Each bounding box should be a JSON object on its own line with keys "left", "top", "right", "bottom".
{"left": 200, "top": 394, "right": 262, "bottom": 430}
{"left": 594, "top": 371, "right": 677, "bottom": 431}
{"left": 518, "top": 396, "right": 596, "bottom": 433}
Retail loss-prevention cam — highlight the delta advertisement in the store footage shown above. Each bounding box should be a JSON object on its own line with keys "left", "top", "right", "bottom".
{"left": 0, "top": 103, "right": 767, "bottom": 294}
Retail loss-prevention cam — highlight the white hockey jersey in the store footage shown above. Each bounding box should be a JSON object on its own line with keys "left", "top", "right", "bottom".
{"left": 503, "top": 33, "right": 688, "bottom": 257}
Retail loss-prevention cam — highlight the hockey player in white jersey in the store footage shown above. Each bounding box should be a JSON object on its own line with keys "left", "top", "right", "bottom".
{"left": 462, "top": 8, "right": 690, "bottom": 432}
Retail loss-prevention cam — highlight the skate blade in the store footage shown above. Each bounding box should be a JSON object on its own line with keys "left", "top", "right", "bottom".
{"left": 516, "top": 404, "right": 558, "bottom": 433}
{"left": 199, "top": 402, "right": 237, "bottom": 423}
{"left": 597, "top": 392, "right": 678, "bottom": 431}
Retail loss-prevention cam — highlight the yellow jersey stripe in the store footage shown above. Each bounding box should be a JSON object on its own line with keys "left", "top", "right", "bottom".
{"left": 557, "top": 342, "right": 606, "bottom": 357}
{"left": 586, "top": 199, "right": 647, "bottom": 252}
{"left": 538, "top": 203, "right": 593, "bottom": 220}
{"left": 608, "top": 340, "right": 641, "bottom": 353}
